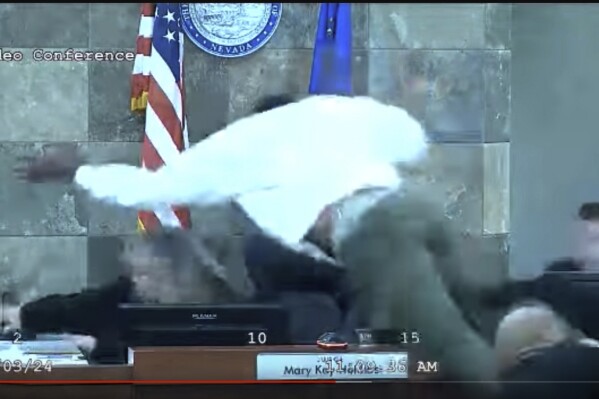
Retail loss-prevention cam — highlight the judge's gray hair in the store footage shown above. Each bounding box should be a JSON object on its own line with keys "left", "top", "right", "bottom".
{"left": 120, "top": 216, "right": 256, "bottom": 304}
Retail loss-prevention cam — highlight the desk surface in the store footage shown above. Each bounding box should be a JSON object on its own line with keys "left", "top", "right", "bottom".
{"left": 133, "top": 344, "right": 403, "bottom": 352}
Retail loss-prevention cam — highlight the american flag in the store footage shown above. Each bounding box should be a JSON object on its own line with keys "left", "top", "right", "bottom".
{"left": 131, "top": 3, "right": 191, "bottom": 232}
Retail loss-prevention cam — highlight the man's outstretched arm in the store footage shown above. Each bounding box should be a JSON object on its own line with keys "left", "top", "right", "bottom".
{"left": 13, "top": 142, "right": 258, "bottom": 210}
{"left": 73, "top": 162, "right": 219, "bottom": 209}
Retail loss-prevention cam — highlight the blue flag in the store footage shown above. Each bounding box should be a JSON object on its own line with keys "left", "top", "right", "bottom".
{"left": 309, "top": 3, "right": 352, "bottom": 95}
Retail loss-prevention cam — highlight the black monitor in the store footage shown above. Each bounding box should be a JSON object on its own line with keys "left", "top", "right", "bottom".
{"left": 117, "top": 303, "right": 290, "bottom": 346}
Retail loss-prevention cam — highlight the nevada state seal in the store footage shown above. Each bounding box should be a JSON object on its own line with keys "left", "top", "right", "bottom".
{"left": 180, "top": 3, "right": 283, "bottom": 58}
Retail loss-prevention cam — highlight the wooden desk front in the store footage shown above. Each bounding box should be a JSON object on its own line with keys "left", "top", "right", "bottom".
{"left": 131, "top": 346, "right": 468, "bottom": 399}
{"left": 132, "top": 345, "right": 416, "bottom": 380}
{"left": 0, "top": 346, "right": 471, "bottom": 399}
{"left": 0, "top": 365, "right": 132, "bottom": 399}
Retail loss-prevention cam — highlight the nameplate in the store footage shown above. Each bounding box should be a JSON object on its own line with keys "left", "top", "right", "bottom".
{"left": 256, "top": 352, "right": 408, "bottom": 380}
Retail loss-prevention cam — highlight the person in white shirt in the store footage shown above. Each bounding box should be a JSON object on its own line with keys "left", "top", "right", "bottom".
{"left": 16, "top": 95, "right": 427, "bottom": 247}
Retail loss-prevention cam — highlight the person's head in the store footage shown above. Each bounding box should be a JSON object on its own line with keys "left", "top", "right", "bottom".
{"left": 119, "top": 233, "right": 184, "bottom": 303}
{"left": 119, "top": 230, "right": 239, "bottom": 304}
{"left": 575, "top": 202, "right": 599, "bottom": 264}
{"left": 494, "top": 301, "right": 578, "bottom": 372}
{"left": 252, "top": 94, "right": 296, "bottom": 114}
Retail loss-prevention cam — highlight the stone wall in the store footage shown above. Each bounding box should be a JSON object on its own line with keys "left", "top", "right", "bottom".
{"left": 510, "top": 5, "right": 599, "bottom": 278}
{"left": 0, "top": 4, "right": 511, "bottom": 299}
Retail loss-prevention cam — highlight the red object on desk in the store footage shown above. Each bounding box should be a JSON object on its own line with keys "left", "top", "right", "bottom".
{"left": 316, "top": 332, "right": 349, "bottom": 350}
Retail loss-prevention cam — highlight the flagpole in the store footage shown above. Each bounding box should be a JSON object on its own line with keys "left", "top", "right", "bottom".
{"left": 309, "top": 3, "right": 352, "bottom": 95}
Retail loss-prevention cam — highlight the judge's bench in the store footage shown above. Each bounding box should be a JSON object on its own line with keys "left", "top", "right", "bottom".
{"left": 0, "top": 345, "right": 470, "bottom": 399}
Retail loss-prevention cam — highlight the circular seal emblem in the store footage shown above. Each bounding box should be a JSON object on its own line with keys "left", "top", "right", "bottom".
{"left": 180, "top": 3, "right": 282, "bottom": 58}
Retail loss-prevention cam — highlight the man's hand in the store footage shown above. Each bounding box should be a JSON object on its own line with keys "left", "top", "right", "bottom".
{"left": 60, "top": 334, "right": 97, "bottom": 352}
{"left": 13, "top": 143, "right": 84, "bottom": 183}
{"left": 1, "top": 305, "right": 21, "bottom": 334}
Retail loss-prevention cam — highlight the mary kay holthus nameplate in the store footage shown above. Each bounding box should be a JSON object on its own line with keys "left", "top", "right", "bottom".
{"left": 256, "top": 352, "right": 408, "bottom": 380}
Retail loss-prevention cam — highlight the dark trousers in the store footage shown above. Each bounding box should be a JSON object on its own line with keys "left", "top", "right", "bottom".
{"left": 244, "top": 233, "right": 346, "bottom": 294}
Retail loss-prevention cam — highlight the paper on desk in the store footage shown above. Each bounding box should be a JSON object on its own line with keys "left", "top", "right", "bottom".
{"left": 34, "top": 354, "right": 89, "bottom": 366}
{"left": 21, "top": 340, "right": 81, "bottom": 354}
{"left": 0, "top": 341, "right": 23, "bottom": 361}
{"left": 0, "top": 340, "right": 88, "bottom": 366}
{"left": 35, "top": 334, "right": 69, "bottom": 341}
{"left": 127, "top": 347, "right": 134, "bottom": 365}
